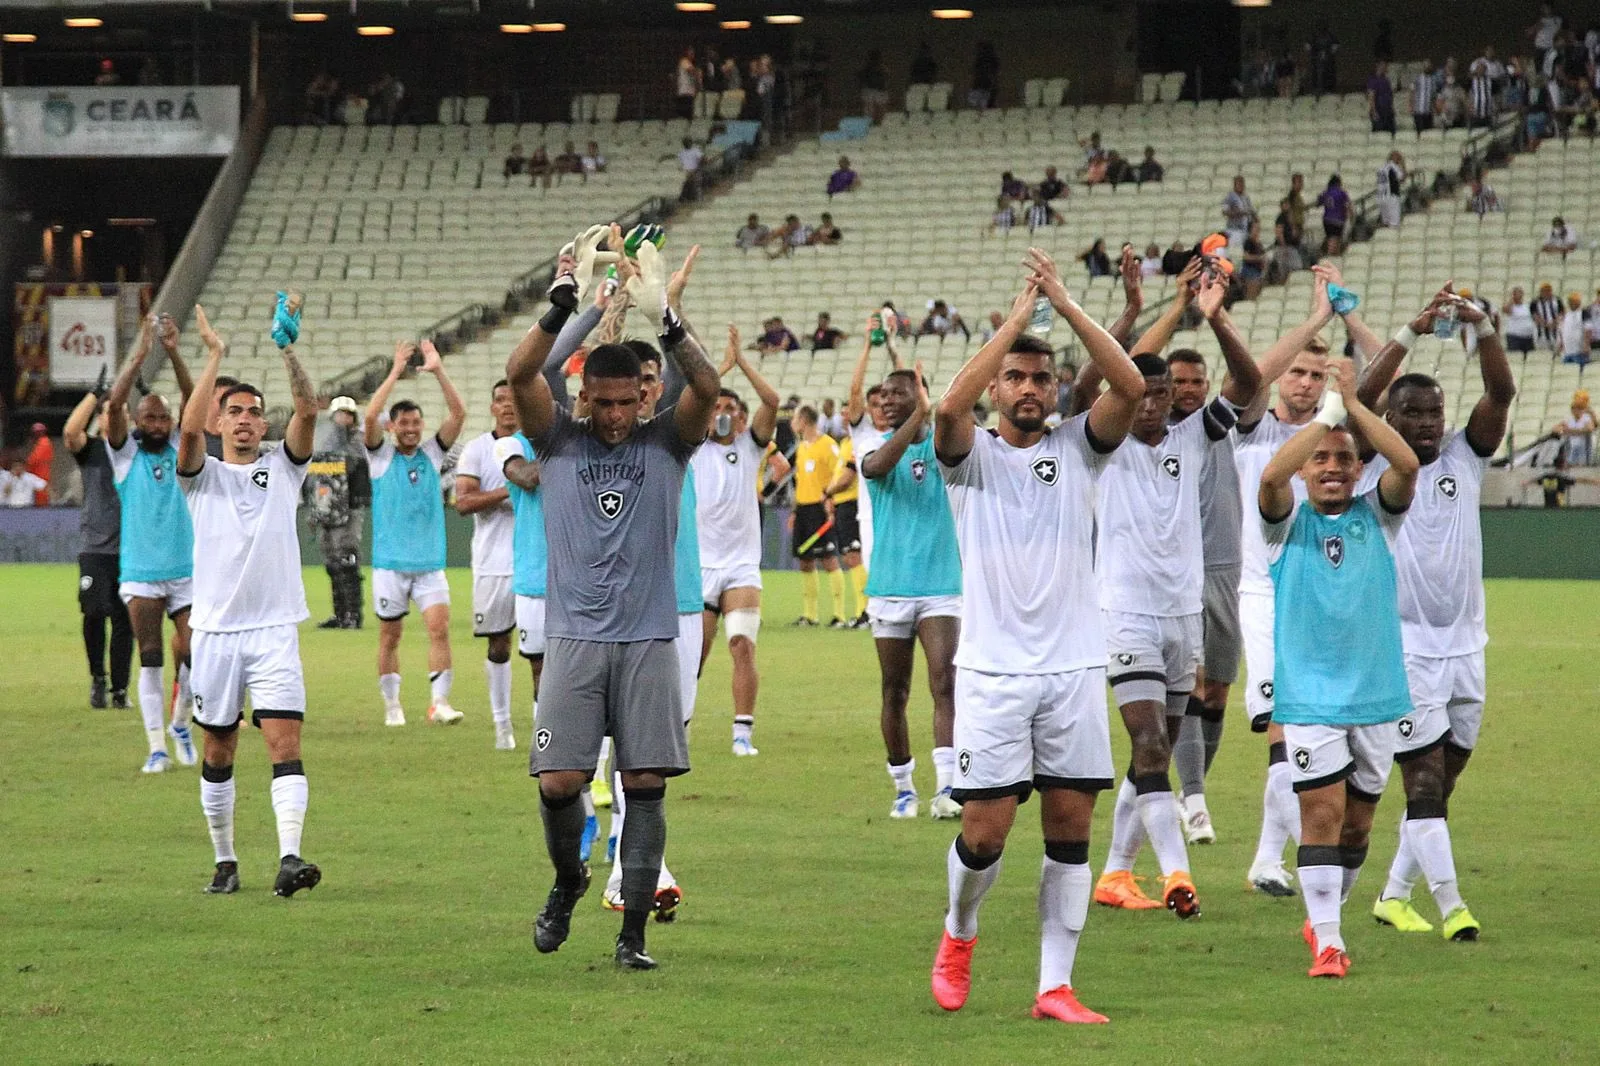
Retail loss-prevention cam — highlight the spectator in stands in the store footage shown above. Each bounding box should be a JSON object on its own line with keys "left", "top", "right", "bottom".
{"left": 1533, "top": 282, "right": 1563, "bottom": 349}
{"left": 1238, "top": 221, "right": 1267, "bottom": 300}
{"left": 580, "top": 141, "right": 607, "bottom": 179}
{"left": 752, "top": 317, "right": 801, "bottom": 358}
{"left": 305, "top": 72, "right": 339, "bottom": 126}
{"left": 1305, "top": 22, "right": 1340, "bottom": 94}
{"left": 1554, "top": 392, "right": 1597, "bottom": 465}
{"left": 969, "top": 41, "right": 999, "bottom": 110}
{"left": 1137, "top": 147, "right": 1164, "bottom": 184}
{"left": 368, "top": 73, "right": 404, "bottom": 124}
{"left": 1285, "top": 171, "right": 1308, "bottom": 233}
{"left": 524, "top": 145, "right": 552, "bottom": 188}
{"left": 879, "top": 302, "right": 912, "bottom": 338}
{"left": 767, "top": 214, "right": 810, "bottom": 258}
{"left": 1270, "top": 200, "right": 1305, "bottom": 281}
{"left": 1561, "top": 291, "right": 1590, "bottom": 364}
{"left": 735, "top": 213, "right": 770, "bottom": 250}
{"left": 1376, "top": 150, "right": 1407, "bottom": 228}
{"left": 989, "top": 195, "right": 1020, "bottom": 235}
{"left": 503, "top": 143, "right": 526, "bottom": 183}
{"left": 999, "top": 171, "right": 1028, "bottom": 200}
{"left": 676, "top": 47, "right": 701, "bottom": 120}
{"left": 811, "top": 313, "right": 846, "bottom": 351}
{"left": 25, "top": 422, "right": 52, "bottom": 506}
{"left": 1501, "top": 286, "right": 1538, "bottom": 353}
{"left": 1161, "top": 238, "right": 1193, "bottom": 276}
{"left": 1055, "top": 364, "right": 1078, "bottom": 418}
{"left": 751, "top": 54, "right": 777, "bottom": 135}
{"left": 977, "top": 310, "right": 1005, "bottom": 342}
{"left": 1221, "top": 175, "right": 1255, "bottom": 241}
{"left": 1079, "top": 132, "right": 1106, "bottom": 170}
{"left": 721, "top": 56, "right": 743, "bottom": 96}
{"left": 1543, "top": 216, "right": 1580, "bottom": 256}
{"left": 1468, "top": 58, "right": 1498, "bottom": 127}
{"left": 1434, "top": 74, "right": 1468, "bottom": 128}
{"left": 554, "top": 141, "right": 583, "bottom": 178}
{"left": 1314, "top": 174, "right": 1350, "bottom": 255}
{"left": 677, "top": 137, "right": 705, "bottom": 201}
{"left": 0, "top": 458, "right": 43, "bottom": 506}
{"left": 1588, "top": 288, "right": 1600, "bottom": 354}
{"left": 910, "top": 42, "right": 938, "bottom": 86}
{"left": 1530, "top": 3, "right": 1564, "bottom": 66}
{"left": 1367, "top": 60, "right": 1397, "bottom": 135}
{"left": 1037, "top": 166, "right": 1067, "bottom": 202}
{"left": 1024, "top": 190, "right": 1064, "bottom": 231}
{"left": 1079, "top": 238, "right": 1113, "bottom": 279}
{"left": 859, "top": 51, "right": 889, "bottom": 124}
{"left": 918, "top": 300, "right": 970, "bottom": 340}
{"left": 826, "top": 156, "right": 860, "bottom": 198}
{"left": 1103, "top": 151, "right": 1134, "bottom": 187}
{"left": 700, "top": 46, "right": 724, "bottom": 92}
{"left": 94, "top": 59, "right": 120, "bottom": 87}
{"left": 819, "top": 399, "right": 847, "bottom": 439}
{"left": 810, "top": 213, "right": 843, "bottom": 245}
{"left": 1466, "top": 177, "right": 1503, "bottom": 215}
{"left": 1140, "top": 242, "right": 1164, "bottom": 278}
{"left": 1410, "top": 61, "right": 1437, "bottom": 135}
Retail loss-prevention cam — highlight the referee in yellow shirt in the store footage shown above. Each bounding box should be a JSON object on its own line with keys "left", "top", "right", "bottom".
{"left": 791, "top": 405, "right": 847, "bottom": 627}
{"left": 826, "top": 434, "right": 869, "bottom": 627}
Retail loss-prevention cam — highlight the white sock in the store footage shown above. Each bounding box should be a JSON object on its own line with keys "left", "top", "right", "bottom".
{"left": 1299, "top": 863, "right": 1345, "bottom": 952}
{"left": 379, "top": 672, "right": 401, "bottom": 708}
{"left": 733, "top": 715, "right": 754, "bottom": 743}
{"left": 888, "top": 758, "right": 916, "bottom": 794}
{"left": 932, "top": 747, "right": 956, "bottom": 792}
{"left": 173, "top": 662, "right": 193, "bottom": 727}
{"left": 200, "top": 772, "right": 237, "bottom": 863}
{"left": 485, "top": 659, "right": 511, "bottom": 728}
{"left": 1102, "top": 778, "right": 1146, "bottom": 873}
{"left": 1406, "top": 817, "right": 1464, "bottom": 915}
{"left": 1272, "top": 762, "right": 1302, "bottom": 845}
{"left": 597, "top": 736, "right": 612, "bottom": 781}
{"left": 1253, "top": 762, "right": 1294, "bottom": 868}
{"left": 1037, "top": 858, "right": 1091, "bottom": 994}
{"left": 944, "top": 839, "right": 1001, "bottom": 940}
{"left": 657, "top": 858, "right": 676, "bottom": 890}
{"left": 270, "top": 771, "right": 308, "bottom": 859}
{"left": 139, "top": 666, "right": 166, "bottom": 753}
{"left": 429, "top": 669, "right": 452, "bottom": 705}
{"left": 605, "top": 858, "right": 624, "bottom": 894}
{"left": 1383, "top": 814, "right": 1423, "bottom": 900}
{"left": 1137, "top": 789, "right": 1191, "bottom": 877}
{"left": 607, "top": 769, "right": 626, "bottom": 848}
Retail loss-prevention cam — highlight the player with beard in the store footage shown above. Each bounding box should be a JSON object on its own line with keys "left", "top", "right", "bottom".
{"left": 859, "top": 364, "right": 962, "bottom": 820}
{"left": 105, "top": 315, "right": 198, "bottom": 773}
{"left": 930, "top": 249, "right": 1143, "bottom": 1025}
{"left": 64, "top": 379, "right": 133, "bottom": 711}
{"left": 177, "top": 305, "right": 321, "bottom": 897}
{"left": 455, "top": 379, "right": 523, "bottom": 749}
{"left": 843, "top": 316, "right": 904, "bottom": 573}
{"left": 1352, "top": 289, "right": 1511, "bottom": 942}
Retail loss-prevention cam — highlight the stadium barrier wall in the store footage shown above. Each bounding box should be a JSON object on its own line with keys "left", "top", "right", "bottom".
{"left": 4, "top": 508, "right": 1592, "bottom": 579}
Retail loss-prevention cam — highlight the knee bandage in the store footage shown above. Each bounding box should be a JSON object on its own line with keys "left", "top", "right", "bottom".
{"left": 725, "top": 608, "right": 761, "bottom": 645}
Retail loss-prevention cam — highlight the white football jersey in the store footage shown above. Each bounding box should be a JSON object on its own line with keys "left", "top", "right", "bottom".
{"left": 1358, "top": 430, "right": 1489, "bottom": 657}
{"left": 691, "top": 429, "right": 766, "bottom": 570}
{"left": 1234, "top": 412, "right": 1308, "bottom": 596}
{"left": 1098, "top": 400, "right": 1234, "bottom": 615}
{"left": 456, "top": 431, "right": 516, "bottom": 577}
{"left": 942, "top": 414, "right": 1107, "bottom": 674}
{"left": 850, "top": 415, "right": 889, "bottom": 568}
{"left": 180, "top": 447, "right": 310, "bottom": 633}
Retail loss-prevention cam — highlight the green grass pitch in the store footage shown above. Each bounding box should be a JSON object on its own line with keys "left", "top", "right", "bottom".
{"left": 1, "top": 566, "right": 1596, "bottom": 1065}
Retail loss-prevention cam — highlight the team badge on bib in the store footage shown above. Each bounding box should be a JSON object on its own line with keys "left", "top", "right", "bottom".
{"left": 1258, "top": 679, "right": 1274, "bottom": 700}
{"left": 152, "top": 464, "right": 165, "bottom": 481}
{"left": 596, "top": 489, "right": 624, "bottom": 519}
{"left": 958, "top": 750, "right": 972, "bottom": 776}
{"left": 1161, "top": 455, "right": 1181, "bottom": 480}
{"left": 1322, "top": 535, "right": 1344, "bottom": 568}
{"left": 1397, "top": 716, "right": 1415, "bottom": 739}
{"left": 910, "top": 458, "right": 926, "bottom": 483}
{"left": 535, "top": 728, "right": 552, "bottom": 751}
{"left": 408, "top": 468, "right": 419, "bottom": 484}
{"left": 1436, "top": 474, "right": 1458, "bottom": 500}
{"left": 1292, "top": 747, "right": 1311, "bottom": 771}
{"left": 1030, "top": 457, "right": 1058, "bottom": 485}
{"left": 252, "top": 468, "right": 270, "bottom": 489}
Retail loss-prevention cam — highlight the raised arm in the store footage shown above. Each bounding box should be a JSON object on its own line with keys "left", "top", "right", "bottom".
{"left": 1454, "top": 297, "right": 1516, "bottom": 456}
{"left": 1197, "top": 276, "right": 1261, "bottom": 407}
{"left": 843, "top": 319, "right": 876, "bottom": 425}
{"left": 1131, "top": 258, "right": 1201, "bottom": 357}
{"left": 178, "top": 306, "right": 226, "bottom": 475}
{"left": 422, "top": 340, "right": 467, "bottom": 449}
{"left": 280, "top": 340, "right": 317, "bottom": 462}
{"left": 936, "top": 282, "right": 1035, "bottom": 464}
{"left": 1030, "top": 247, "right": 1145, "bottom": 447}
{"left": 156, "top": 312, "right": 196, "bottom": 408}
{"left": 1341, "top": 360, "right": 1419, "bottom": 511}
{"left": 862, "top": 362, "right": 929, "bottom": 480}
{"left": 1242, "top": 271, "right": 1334, "bottom": 426}
{"left": 511, "top": 230, "right": 617, "bottom": 440}
{"left": 63, "top": 390, "right": 100, "bottom": 454}
{"left": 731, "top": 335, "right": 781, "bottom": 445}
{"left": 105, "top": 317, "right": 154, "bottom": 448}
{"left": 366, "top": 342, "right": 414, "bottom": 450}
{"left": 1309, "top": 262, "right": 1382, "bottom": 364}
{"left": 1355, "top": 286, "right": 1452, "bottom": 410}
{"left": 1106, "top": 245, "right": 1145, "bottom": 348}
{"left": 629, "top": 241, "right": 717, "bottom": 443}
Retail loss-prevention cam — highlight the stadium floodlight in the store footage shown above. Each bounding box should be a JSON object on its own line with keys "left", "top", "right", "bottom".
{"left": 64, "top": 17, "right": 104, "bottom": 28}
{"left": 764, "top": 14, "right": 803, "bottom": 24}
{"left": 676, "top": 2, "right": 716, "bottom": 10}
{"left": 720, "top": 20, "right": 751, "bottom": 29}
{"left": 290, "top": 11, "right": 329, "bottom": 22}
{"left": 3, "top": 33, "right": 38, "bottom": 42}
{"left": 932, "top": 8, "right": 974, "bottom": 17}
{"left": 500, "top": 23, "right": 534, "bottom": 33}
{"left": 356, "top": 24, "right": 395, "bottom": 35}
{"left": 532, "top": 22, "right": 565, "bottom": 31}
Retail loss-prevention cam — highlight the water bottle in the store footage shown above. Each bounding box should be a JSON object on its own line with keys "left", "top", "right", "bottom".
{"left": 1433, "top": 302, "right": 1457, "bottom": 340}
{"left": 1028, "top": 295, "right": 1053, "bottom": 337}
{"left": 869, "top": 312, "right": 886, "bottom": 347}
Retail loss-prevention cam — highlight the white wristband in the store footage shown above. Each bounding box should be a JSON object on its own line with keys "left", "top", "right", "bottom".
{"left": 1392, "top": 325, "right": 1418, "bottom": 349}
{"left": 1475, "top": 319, "right": 1496, "bottom": 339}
{"left": 1312, "top": 389, "right": 1347, "bottom": 428}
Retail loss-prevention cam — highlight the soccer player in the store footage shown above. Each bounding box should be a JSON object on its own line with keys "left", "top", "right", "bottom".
{"left": 177, "top": 305, "right": 322, "bottom": 897}
{"left": 105, "top": 315, "right": 198, "bottom": 773}
{"left": 930, "top": 249, "right": 1143, "bottom": 1024}
{"left": 858, "top": 364, "right": 962, "bottom": 820}
{"left": 455, "top": 379, "right": 521, "bottom": 749}
{"left": 363, "top": 339, "right": 467, "bottom": 727}
{"left": 1355, "top": 291, "right": 1511, "bottom": 941}
{"left": 506, "top": 229, "right": 716, "bottom": 970}
{"left": 693, "top": 325, "right": 779, "bottom": 757}
{"left": 1260, "top": 356, "right": 1419, "bottom": 978}
{"left": 1089, "top": 272, "right": 1260, "bottom": 916}
{"left": 64, "top": 383, "right": 132, "bottom": 710}
{"left": 791, "top": 406, "right": 846, "bottom": 627}
{"left": 842, "top": 319, "right": 902, "bottom": 571}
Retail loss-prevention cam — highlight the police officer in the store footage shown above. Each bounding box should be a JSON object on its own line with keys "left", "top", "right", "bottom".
{"left": 304, "top": 395, "right": 371, "bottom": 628}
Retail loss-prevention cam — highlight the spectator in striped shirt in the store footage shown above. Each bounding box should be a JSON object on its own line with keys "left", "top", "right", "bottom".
{"left": 1464, "top": 177, "right": 1502, "bottom": 216}
{"left": 1411, "top": 61, "right": 1437, "bottom": 135}
{"left": 1468, "top": 60, "right": 1497, "bottom": 127}
{"left": 1532, "top": 282, "right": 1564, "bottom": 349}
{"left": 1024, "top": 191, "right": 1064, "bottom": 232}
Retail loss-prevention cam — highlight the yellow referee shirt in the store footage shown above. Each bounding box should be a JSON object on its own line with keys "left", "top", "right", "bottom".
{"left": 794, "top": 434, "right": 840, "bottom": 505}
{"left": 833, "top": 436, "right": 860, "bottom": 504}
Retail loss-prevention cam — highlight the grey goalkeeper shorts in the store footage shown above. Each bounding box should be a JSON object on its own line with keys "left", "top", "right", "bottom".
{"left": 1201, "top": 565, "right": 1242, "bottom": 685}
{"left": 531, "top": 637, "right": 689, "bottom": 779}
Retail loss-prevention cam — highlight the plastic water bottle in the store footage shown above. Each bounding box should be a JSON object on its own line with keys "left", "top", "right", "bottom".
{"left": 1028, "top": 295, "right": 1053, "bottom": 337}
{"left": 1433, "top": 302, "right": 1457, "bottom": 339}
{"left": 869, "top": 313, "right": 886, "bottom": 347}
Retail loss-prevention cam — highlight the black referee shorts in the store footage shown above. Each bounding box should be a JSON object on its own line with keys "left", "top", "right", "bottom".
{"left": 833, "top": 500, "right": 861, "bottom": 554}
{"left": 792, "top": 502, "right": 838, "bottom": 560}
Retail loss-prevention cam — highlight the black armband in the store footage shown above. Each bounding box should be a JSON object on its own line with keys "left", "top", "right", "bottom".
{"left": 538, "top": 302, "right": 573, "bottom": 335}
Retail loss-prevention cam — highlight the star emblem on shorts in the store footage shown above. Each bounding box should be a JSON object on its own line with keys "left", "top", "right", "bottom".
{"left": 535, "top": 728, "right": 551, "bottom": 751}
{"left": 958, "top": 750, "right": 971, "bottom": 776}
{"left": 1292, "top": 747, "right": 1311, "bottom": 771}
{"left": 1030, "top": 456, "right": 1058, "bottom": 485}
{"left": 1114, "top": 652, "right": 1135, "bottom": 666}
{"left": 1398, "top": 716, "right": 1415, "bottom": 739}
{"left": 1436, "top": 474, "right": 1458, "bottom": 500}
{"left": 1259, "top": 679, "right": 1274, "bottom": 700}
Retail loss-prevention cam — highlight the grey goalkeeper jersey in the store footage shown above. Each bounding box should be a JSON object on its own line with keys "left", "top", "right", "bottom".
{"left": 1174, "top": 407, "right": 1242, "bottom": 570}
{"left": 534, "top": 406, "right": 697, "bottom": 642}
